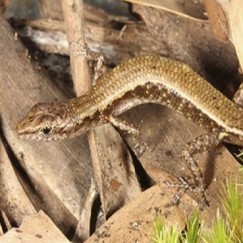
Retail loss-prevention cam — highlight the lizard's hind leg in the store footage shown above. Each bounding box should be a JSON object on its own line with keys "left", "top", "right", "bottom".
{"left": 165, "top": 131, "right": 222, "bottom": 208}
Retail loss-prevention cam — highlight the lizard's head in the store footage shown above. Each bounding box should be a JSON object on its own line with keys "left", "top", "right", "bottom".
{"left": 16, "top": 102, "right": 72, "bottom": 141}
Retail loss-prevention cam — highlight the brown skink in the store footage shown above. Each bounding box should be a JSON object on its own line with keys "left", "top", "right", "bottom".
{"left": 16, "top": 55, "right": 243, "bottom": 206}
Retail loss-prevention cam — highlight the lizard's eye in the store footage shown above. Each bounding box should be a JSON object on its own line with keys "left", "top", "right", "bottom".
{"left": 41, "top": 126, "right": 52, "bottom": 135}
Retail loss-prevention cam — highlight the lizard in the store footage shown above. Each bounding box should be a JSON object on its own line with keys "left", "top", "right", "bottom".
{"left": 16, "top": 55, "right": 243, "bottom": 207}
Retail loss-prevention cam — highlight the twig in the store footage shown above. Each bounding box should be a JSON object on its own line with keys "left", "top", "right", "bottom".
{"left": 61, "top": 0, "right": 91, "bottom": 95}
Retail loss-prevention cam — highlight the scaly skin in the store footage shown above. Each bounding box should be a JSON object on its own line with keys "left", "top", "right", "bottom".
{"left": 16, "top": 55, "right": 243, "bottom": 207}
{"left": 16, "top": 55, "right": 243, "bottom": 142}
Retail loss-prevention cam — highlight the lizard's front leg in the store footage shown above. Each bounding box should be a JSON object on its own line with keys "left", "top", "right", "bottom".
{"left": 166, "top": 131, "right": 222, "bottom": 208}
{"left": 108, "top": 115, "right": 139, "bottom": 135}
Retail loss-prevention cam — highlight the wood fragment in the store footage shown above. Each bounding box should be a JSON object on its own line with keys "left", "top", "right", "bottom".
{"left": 126, "top": 0, "right": 207, "bottom": 20}
{"left": 0, "top": 211, "right": 69, "bottom": 242}
{"left": 38, "top": 0, "right": 63, "bottom": 20}
{"left": 204, "top": 0, "right": 243, "bottom": 71}
{"left": 227, "top": 0, "right": 243, "bottom": 71}
{"left": 0, "top": 137, "right": 36, "bottom": 226}
{"left": 86, "top": 184, "right": 188, "bottom": 243}
{"left": 204, "top": 0, "right": 229, "bottom": 42}
{"left": 89, "top": 125, "right": 142, "bottom": 217}
{"left": 73, "top": 179, "right": 98, "bottom": 242}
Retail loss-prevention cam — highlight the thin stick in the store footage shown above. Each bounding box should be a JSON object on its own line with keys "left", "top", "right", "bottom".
{"left": 61, "top": 0, "right": 91, "bottom": 95}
